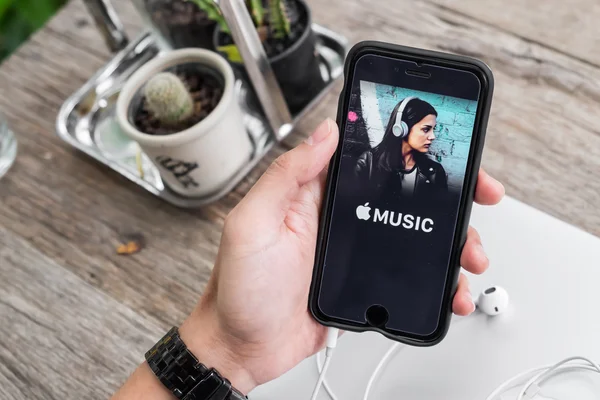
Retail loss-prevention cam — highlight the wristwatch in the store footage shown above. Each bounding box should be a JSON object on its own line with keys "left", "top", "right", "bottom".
{"left": 145, "top": 327, "right": 247, "bottom": 400}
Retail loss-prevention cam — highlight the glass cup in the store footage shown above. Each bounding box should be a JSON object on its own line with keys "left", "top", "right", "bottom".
{"left": 0, "top": 113, "right": 17, "bottom": 179}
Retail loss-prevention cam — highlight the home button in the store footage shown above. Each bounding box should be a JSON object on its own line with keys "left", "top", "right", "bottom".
{"left": 366, "top": 304, "right": 389, "bottom": 328}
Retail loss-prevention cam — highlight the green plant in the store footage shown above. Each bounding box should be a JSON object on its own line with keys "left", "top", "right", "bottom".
{"left": 249, "top": 0, "right": 265, "bottom": 27}
{"left": 144, "top": 72, "right": 194, "bottom": 126}
{"left": 187, "top": 0, "right": 291, "bottom": 41}
{"left": 187, "top": 0, "right": 293, "bottom": 61}
{"left": 188, "top": 0, "right": 229, "bottom": 33}
{"left": 0, "top": 0, "right": 67, "bottom": 61}
{"left": 269, "top": 0, "right": 291, "bottom": 39}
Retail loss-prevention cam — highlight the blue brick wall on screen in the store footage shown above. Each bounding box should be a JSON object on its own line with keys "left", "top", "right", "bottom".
{"left": 374, "top": 84, "right": 477, "bottom": 191}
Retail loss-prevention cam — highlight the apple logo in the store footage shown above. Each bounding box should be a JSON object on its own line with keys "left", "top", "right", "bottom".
{"left": 356, "top": 202, "right": 372, "bottom": 221}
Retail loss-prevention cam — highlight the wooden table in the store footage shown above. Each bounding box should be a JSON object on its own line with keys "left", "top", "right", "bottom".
{"left": 0, "top": 0, "right": 598, "bottom": 398}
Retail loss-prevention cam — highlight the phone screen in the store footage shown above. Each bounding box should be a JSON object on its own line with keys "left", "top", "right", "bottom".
{"left": 316, "top": 53, "right": 483, "bottom": 337}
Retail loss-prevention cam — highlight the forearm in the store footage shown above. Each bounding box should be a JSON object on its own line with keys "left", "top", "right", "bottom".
{"left": 111, "top": 362, "right": 174, "bottom": 400}
{"left": 111, "top": 306, "right": 256, "bottom": 399}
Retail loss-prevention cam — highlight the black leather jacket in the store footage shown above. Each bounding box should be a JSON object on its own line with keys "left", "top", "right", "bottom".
{"left": 354, "top": 150, "right": 448, "bottom": 203}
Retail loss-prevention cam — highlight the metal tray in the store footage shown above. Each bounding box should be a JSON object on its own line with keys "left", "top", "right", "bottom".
{"left": 56, "top": 25, "right": 348, "bottom": 208}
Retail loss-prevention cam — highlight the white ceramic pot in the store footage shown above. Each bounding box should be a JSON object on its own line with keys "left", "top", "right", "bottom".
{"left": 116, "top": 48, "right": 252, "bottom": 198}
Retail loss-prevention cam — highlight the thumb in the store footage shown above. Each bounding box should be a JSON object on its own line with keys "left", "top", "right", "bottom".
{"left": 242, "top": 118, "right": 339, "bottom": 223}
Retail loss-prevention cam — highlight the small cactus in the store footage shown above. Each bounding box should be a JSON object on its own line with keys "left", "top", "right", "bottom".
{"left": 143, "top": 72, "right": 194, "bottom": 126}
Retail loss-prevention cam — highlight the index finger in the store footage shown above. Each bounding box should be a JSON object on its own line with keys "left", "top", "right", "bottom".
{"left": 474, "top": 168, "right": 505, "bottom": 205}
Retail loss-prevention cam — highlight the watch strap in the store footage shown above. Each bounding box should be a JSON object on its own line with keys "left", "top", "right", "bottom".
{"left": 145, "top": 327, "right": 247, "bottom": 400}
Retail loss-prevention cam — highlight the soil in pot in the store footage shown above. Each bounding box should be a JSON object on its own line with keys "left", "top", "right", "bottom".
{"left": 129, "top": 63, "right": 224, "bottom": 136}
{"left": 214, "top": 0, "right": 326, "bottom": 114}
{"left": 142, "top": 0, "right": 216, "bottom": 50}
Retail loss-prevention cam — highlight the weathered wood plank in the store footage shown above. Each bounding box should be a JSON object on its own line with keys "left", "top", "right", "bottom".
{"left": 0, "top": 109, "right": 285, "bottom": 327}
{"left": 1, "top": 0, "right": 600, "bottom": 397}
{"left": 50, "top": 0, "right": 144, "bottom": 59}
{"left": 0, "top": 226, "right": 161, "bottom": 399}
{"left": 427, "top": 0, "right": 600, "bottom": 67}
{"left": 0, "top": 0, "right": 290, "bottom": 327}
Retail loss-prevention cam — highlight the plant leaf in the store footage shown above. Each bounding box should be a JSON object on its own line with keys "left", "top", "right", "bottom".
{"left": 279, "top": 0, "right": 291, "bottom": 35}
{"left": 0, "top": 0, "right": 68, "bottom": 61}
{"left": 268, "top": 0, "right": 291, "bottom": 39}
{"left": 250, "top": 0, "right": 264, "bottom": 27}
{"left": 0, "top": 9, "right": 32, "bottom": 58}
{"left": 18, "top": 0, "right": 54, "bottom": 27}
{"left": 188, "top": 0, "right": 230, "bottom": 33}
{"left": 0, "top": 0, "right": 12, "bottom": 21}
{"left": 217, "top": 44, "right": 243, "bottom": 63}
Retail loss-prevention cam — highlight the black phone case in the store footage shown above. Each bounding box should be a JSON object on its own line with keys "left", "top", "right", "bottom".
{"left": 308, "top": 40, "right": 495, "bottom": 347}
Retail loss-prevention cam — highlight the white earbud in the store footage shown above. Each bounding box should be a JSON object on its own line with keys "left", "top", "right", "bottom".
{"left": 475, "top": 286, "right": 509, "bottom": 316}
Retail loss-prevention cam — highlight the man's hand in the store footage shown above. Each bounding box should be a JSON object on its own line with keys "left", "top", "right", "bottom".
{"left": 178, "top": 118, "right": 505, "bottom": 394}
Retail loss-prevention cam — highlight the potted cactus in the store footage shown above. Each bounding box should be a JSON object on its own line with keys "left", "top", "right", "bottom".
{"left": 190, "top": 0, "right": 325, "bottom": 114}
{"left": 116, "top": 48, "right": 253, "bottom": 197}
{"left": 132, "top": 0, "right": 218, "bottom": 50}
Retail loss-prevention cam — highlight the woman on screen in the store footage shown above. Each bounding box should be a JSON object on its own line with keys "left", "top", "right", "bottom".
{"left": 354, "top": 97, "right": 448, "bottom": 202}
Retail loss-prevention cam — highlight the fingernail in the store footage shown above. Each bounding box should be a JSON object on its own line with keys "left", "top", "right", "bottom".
{"left": 478, "top": 244, "right": 489, "bottom": 263}
{"left": 465, "top": 291, "right": 476, "bottom": 313}
{"left": 305, "top": 118, "right": 332, "bottom": 146}
{"left": 493, "top": 177, "right": 506, "bottom": 195}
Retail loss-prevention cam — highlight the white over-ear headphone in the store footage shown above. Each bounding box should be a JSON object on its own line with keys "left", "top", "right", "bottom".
{"left": 392, "top": 96, "right": 417, "bottom": 138}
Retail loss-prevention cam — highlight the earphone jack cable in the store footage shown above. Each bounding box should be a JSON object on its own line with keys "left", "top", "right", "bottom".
{"left": 310, "top": 327, "right": 339, "bottom": 400}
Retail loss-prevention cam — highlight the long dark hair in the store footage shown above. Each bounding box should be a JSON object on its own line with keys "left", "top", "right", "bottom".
{"left": 372, "top": 97, "right": 438, "bottom": 172}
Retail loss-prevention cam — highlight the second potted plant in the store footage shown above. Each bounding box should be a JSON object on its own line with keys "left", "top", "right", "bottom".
{"left": 191, "top": 0, "right": 326, "bottom": 114}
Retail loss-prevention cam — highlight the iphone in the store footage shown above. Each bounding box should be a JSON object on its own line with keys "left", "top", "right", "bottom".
{"left": 309, "top": 41, "right": 494, "bottom": 346}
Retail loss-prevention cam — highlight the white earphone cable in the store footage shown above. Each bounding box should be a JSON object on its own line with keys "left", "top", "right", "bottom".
{"left": 316, "top": 341, "right": 404, "bottom": 400}
{"left": 316, "top": 351, "right": 339, "bottom": 400}
{"left": 311, "top": 288, "right": 600, "bottom": 400}
{"left": 318, "top": 352, "right": 600, "bottom": 400}
{"left": 311, "top": 353, "right": 332, "bottom": 400}
{"left": 315, "top": 317, "right": 469, "bottom": 400}
{"left": 484, "top": 357, "right": 600, "bottom": 400}
{"left": 515, "top": 357, "right": 600, "bottom": 400}
{"left": 362, "top": 342, "right": 402, "bottom": 400}
{"left": 311, "top": 327, "right": 339, "bottom": 400}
